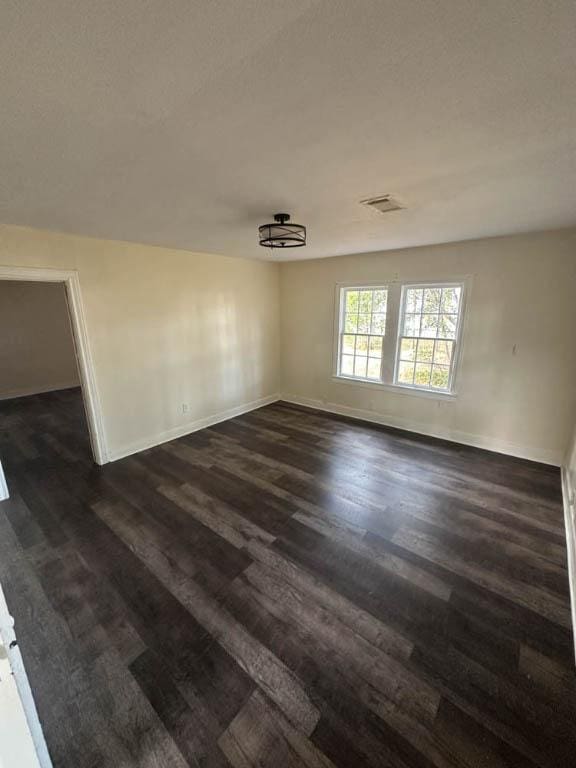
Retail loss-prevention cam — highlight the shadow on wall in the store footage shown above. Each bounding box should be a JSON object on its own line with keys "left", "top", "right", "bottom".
{"left": 0, "top": 281, "right": 80, "bottom": 401}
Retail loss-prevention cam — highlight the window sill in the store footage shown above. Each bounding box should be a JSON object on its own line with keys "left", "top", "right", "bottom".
{"left": 332, "top": 374, "right": 457, "bottom": 400}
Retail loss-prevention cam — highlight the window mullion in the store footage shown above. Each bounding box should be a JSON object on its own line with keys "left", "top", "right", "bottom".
{"left": 381, "top": 283, "right": 400, "bottom": 384}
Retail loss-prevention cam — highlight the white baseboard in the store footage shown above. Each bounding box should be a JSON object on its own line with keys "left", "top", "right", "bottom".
{"left": 280, "top": 393, "right": 562, "bottom": 466}
{"left": 0, "top": 381, "right": 80, "bottom": 402}
{"left": 108, "top": 393, "right": 281, "bottom": 462}
{"left": 561, "top": 466, "right": 576, "bottom": 665}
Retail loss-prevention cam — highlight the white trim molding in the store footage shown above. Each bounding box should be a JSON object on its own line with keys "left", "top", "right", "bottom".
{"left": 0, "top": 266, "right": 108, "bottom": 464}
{"left": 561, "top": 466, "right": 576, "bottom": 665}
{"left": 108, "top": 393, "right": 280, "bottom": 462}
{"left": 0, "top": 587, "right": 52, "bottom": 768}
{"left": 0, "top": 462, "right": 8, "bottom": 502}
{"left": 281, "top": 393, "right": 563, "bottom": 466}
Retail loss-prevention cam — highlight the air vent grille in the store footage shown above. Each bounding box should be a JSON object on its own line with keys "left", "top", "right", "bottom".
{"left": 361, "top": 195, "right": 404, "bottom": 214}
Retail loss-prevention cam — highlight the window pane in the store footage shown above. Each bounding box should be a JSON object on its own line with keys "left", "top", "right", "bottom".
{"left": 398, "top": 361, "right": 415, "bottom": 384}
{"left": 431, "top": 365, "right": 450, "bottom": 389}
{"left": 341, "top": 355, "right": 354, "bottom": 375}
{"left": 415, "top": 363, "right": 432, "bottom": 386}
{"left": 370, "top": 313, "right": 386, "bottom": 334}
{"left": 423, "top": 288, "right": 441, "bottom": 313}
{"left": 355, "top": 335, "right": 368, "bottom": 354}
{"left": 373, "top": 290, "right": 387, "bottom": 312}
{"left": 400, "top": 338, "right": 416, "bottom": 361}
{"left": 369, "top": 336, "right": 382, "bottom": 356}
{"left": 405, "top": 288, "right": 423, "bottom": 313}
{"left": 441, "top": 287, "right": 461, "bottom": 313}
{"left": 367, "top": 358, "right": 381, "bottom": 379}
{"left": 434, "top": 340, "right": 453, "bottom": 365}
{"left": 345, "top": 290, "right": 359, "bottom": 313}
{"left": 404, "top": 314, "right": 420, "bottom": 336}
{"left": 354, "top": 356, "right": 367, "bottom": 377}
{"left": 342, "top": 334, "right": 355, "bottom": 354}
{"left": 359, "top": 290, "right": 373, "bottom": 314}
{"left": 421, "top": 315, "right": 438, "bottom": 338}
{"left": 438, "top": 314, "right": 457, "bottom": 339}
{"left": 345, "top": 314, "right": 358, "bottom": 333}
{"left": 416, "top": 339, "right": 434, "bottom": 362}
{"left": 358, "top": 314, "right": 370, "bottom": 333}
{"left": 339, "top": 286, "right": 388, "bottom": 382}
{"left": 395, "top": 283, "right": 463, "bottom": 393}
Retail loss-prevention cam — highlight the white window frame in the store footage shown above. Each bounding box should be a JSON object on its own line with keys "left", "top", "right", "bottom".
{"left": 333, "top": 278, "right": 468, "bottom": 399}
{"left": 335, "top": 284, "right": 391, "bottom": 384}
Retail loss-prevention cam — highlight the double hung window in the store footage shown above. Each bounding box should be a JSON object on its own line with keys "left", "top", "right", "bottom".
{"left": 336, "top": 281, "right": 465, "bottom": 394}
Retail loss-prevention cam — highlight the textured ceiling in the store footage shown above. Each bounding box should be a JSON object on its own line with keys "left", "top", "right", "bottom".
{"left": 1, "top": 0, "right": 575, "bottom": 261}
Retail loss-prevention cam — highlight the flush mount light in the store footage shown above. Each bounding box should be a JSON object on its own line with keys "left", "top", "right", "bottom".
{"left": 258, "top": 213, "right": 306, "bottom": 249}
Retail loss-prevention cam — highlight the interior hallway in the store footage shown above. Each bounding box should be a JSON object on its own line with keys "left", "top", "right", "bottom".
{"left": 0, "top": 388, "right": 575, "bottom": 768}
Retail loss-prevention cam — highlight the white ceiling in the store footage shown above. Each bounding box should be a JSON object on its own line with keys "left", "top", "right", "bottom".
{"left": 1, "top": 1, "right": 575, "bottom": 261}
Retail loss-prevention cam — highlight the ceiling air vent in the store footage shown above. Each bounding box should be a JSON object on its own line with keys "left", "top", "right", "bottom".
{"left": 361, "top": 195, "right": 404, "bottom": 214}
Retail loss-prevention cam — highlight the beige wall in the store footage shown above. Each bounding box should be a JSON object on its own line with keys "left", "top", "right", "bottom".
{"left": 280, "top": 229, "right": 576, "bottom": 465}
{"left": 2, "top": 223, "right": 575, "bottom": 466}
{"left": 0, "top": 281, "right": 80, "bottom": 400}
{"left": 0, "top": 224, "right": 280, "bottom": 460}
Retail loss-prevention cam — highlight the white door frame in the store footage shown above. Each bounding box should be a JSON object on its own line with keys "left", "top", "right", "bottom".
{"left": 0, "top": 266, "right": 108, "bottom": 465}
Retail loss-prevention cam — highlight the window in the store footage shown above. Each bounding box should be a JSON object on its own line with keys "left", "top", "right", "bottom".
{"left": 395, "top": 284, "right": 462, "bottom": 392}
{"left": 338, "top": 287, "right": 387, "bottom": 381}
{"left": 336, "top": 281, "right": 465, "bottom": 395}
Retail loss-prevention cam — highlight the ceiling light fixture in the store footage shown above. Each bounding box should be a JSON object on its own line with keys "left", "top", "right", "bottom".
{"left": 258, "top": 213, "right": 306, "bottom": 249}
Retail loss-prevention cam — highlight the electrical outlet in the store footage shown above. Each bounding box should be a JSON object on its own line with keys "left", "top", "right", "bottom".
{"left": 182, "top": 403, "right": 189, "bottom": 414}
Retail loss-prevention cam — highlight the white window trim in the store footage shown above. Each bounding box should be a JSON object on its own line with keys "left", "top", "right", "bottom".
{"left": 333, "top": 278, "right": 469, "bottom": 399}
{"left": 334, "top": 283, "right": 389, "bottom": 384}
{"left": 393, "top": 280, "right": 467, "bottom": 394}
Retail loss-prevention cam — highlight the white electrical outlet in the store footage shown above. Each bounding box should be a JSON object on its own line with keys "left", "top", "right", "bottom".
{"left": 182, "top": 403, "right": 189, "bottom": 414}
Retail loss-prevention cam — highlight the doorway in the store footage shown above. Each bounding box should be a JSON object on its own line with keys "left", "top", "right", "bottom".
{"left": 0, "top": 266, "right": 107, "bottom": 473}
{"left": 0, "top": 266, "right": 107, "bottom": 766}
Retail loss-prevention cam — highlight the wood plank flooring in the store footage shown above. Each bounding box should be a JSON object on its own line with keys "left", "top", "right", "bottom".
{"left": 0, "top": 387, "right": 574, "bottom": 768}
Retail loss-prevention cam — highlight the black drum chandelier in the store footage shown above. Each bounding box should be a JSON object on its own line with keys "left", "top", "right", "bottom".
{"left": 258, "top": 213, "right": 306, "bottom": 249}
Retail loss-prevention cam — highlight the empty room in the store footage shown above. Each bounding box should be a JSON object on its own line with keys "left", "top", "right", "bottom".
{"left": 1, "top": 2, "right": 575, "bottom": 767}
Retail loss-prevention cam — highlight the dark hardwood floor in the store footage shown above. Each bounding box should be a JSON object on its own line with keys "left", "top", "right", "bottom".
{"left": 0, "top": 388, "right": 575, "bottom": 768}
